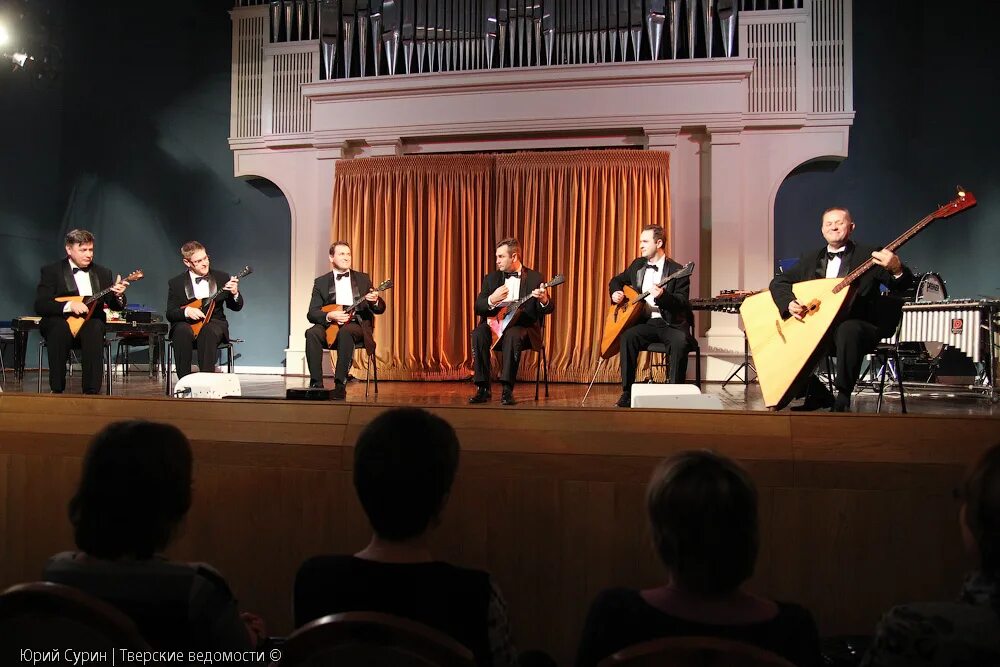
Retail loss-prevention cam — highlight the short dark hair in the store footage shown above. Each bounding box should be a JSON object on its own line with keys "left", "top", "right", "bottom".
{"left": 65, "top": 229, "right": 95, "bottom": 246}
{"left": 180, "top": 241, "right": 206, "bottom": 260}
{"left": 353, "top": 408, "right": 460, "bottom": 542}
{"left": 822, "top": 206, "right": 853, "bottom": 223}
{"left": 69, "top": 421, "right": 193, "bottom": 560}
{"left": 329, "top": 241, "right": 351, "bottom": 255}
{"left": 496, "top": 238, "right": 520, "bottom": 258}
{"left": 960, "top": 442, "right": 1000, "bottom": 577}
{"left": 647, "top": 451, "right": 758, "bottom": 595}
{"left": 641, "top": 225, "right": 665, "bottom": 249}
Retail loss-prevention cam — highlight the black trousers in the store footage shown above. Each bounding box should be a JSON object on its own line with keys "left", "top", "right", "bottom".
{"left": 305, "top": 322, "right": 364, "bottom": 384}
{"left": 40, "top": 316, "right": 106, "bottom": 393}
{"left": 829, "top": 318, "right": 890, "bottom": 394}
{"left": 471, "top": 322, "right": 531, "bottom": 388}
{"left": 171, "top": 320, "right": 229, "bottom": 379}
{"left": 620, "top": 318, "right": 691, "bottom": 390}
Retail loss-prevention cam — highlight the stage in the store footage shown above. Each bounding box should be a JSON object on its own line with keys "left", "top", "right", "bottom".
{"left": 0, "top": 378, "right": 998, "bottom": 663}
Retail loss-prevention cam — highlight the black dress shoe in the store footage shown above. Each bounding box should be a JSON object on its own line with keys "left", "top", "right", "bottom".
{"left": 790, "top": 383, "right": 835, "bottom": 411}
{"left": 832, "top": 393, "right": 851, "bottom": 412}
{"left": 468, "top": 386, "right": 491, "bottom": 404}
{"left": 309, "top": 380, "right": 324, "bottom": 389}
{"left": 501, "top": 389, "right": 516, "bottom": 406}
{"left": 331, "top": 383, "right": 347, "bottom": 400}
{"left": 615, "top": 392, "right": 631, "bottom": 408}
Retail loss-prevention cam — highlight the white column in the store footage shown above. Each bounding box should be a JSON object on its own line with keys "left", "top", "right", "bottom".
{"left": 703, "top": 126, "right": 747, "bottom": 353}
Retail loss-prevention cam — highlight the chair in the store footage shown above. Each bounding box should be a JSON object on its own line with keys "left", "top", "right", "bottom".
{"left": 115, "top": 332, "right": 162, "bottom": 380}
{"left": 273, "top": 611, "right": 475, "bottom": 667}
{"left": 0, "top": 320, "right": 14, "bottom": 384}
{"left": 491, "top": 323, "right": 549, "bottom": 400}
{"left": 165, "top": 338, "right": 242, "bottom": 397}
{"left": 327, "top": 339, "right": 379, "bottom": 397}
{"left": 646, "top": 322, "right": 702, "bottom": 389}
{"left": 0, "top": 581, "right": 151, "bottom": 651}
{"left": 597, "top": 636, "right": 795, "bottom": 667}
{"left": 37, "top": 338, "right": 114, "bottom": 395}
{"left": 870, "top": 342, "right": 907, "bottom": 414}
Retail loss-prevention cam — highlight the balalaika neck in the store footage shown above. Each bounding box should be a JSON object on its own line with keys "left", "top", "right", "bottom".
{"left": 834, "top": 212, "right": 935, "bottom": 293}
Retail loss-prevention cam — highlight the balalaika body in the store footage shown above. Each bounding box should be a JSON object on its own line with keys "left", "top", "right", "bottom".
{"left": 185, "top": 266, "right": 253, "bottom": 338}
{"left": 55, "top": 269, "right": 144, "bottom": 337}
{"left": 487, "top": 275, "right": 565, "bottom": 349}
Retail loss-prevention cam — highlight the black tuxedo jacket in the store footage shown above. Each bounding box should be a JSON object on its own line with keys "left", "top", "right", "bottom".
{"left": 474, "top": 267, "right": 554, "bottom": 328}
{"left": 608, "top": 256, "right": 691, "bottom": 327}
{"left": 770, "top": 241, "right": 914, "bottom": 331}
{"left": 34, "top": 259, "right": 125, "bottom": 320}
{"left": 166, "top": 269, "right": 245, "bottom": 332}
{"left": 307, "top": 270, "right": 386, "bottom": 330}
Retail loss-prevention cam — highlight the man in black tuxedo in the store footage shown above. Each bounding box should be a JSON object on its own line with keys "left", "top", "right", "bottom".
{"left": 305, "top": 241, "right": 386, "bottom": 400}
{"left": 770, "top": 206, "right": 914, "bottom": 412}
{"left": 610, "top": 224, "right": 694, "bottom": 408}
{"left": 34, "top": 229, "right": 128, "bottom": 394}
{"left": 469, "top": 238, "right": 553, "bottom": 406}
{"left": 166, "top": 241, "right": 244, "bottom": 380}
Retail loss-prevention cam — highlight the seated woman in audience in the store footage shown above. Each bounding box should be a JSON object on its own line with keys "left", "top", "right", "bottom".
{"left": 861, "top": 442, "right": 1000, "bottom": 666}
{"left": 44, "top": 420, "right": 265, "bottom": 652}
{"left": 294, "top": 407, "right": 518, "bottom": 667}
{"left": 576, "top": 450, "right": 821, "bottom": 667}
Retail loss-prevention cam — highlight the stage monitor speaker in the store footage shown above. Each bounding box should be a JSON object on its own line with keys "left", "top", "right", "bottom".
{"left": 286, "top": 387, "right": 333, "bottom": 400}
{"left": 630, "top": 383, "right": 724, "bottom": 410}
{"left": 172, "top": 373, "right": 242, "bottom": 399}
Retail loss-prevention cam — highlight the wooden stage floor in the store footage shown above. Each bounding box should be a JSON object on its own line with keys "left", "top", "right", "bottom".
{"left": 3, "top": 369, "right": 998, "bottom": 416}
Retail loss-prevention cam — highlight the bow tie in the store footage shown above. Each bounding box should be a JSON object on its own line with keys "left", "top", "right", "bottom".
{"left": 195, "top": 276, "right": 208, "bottom": 284}
{"left": 72, "top": 266, "right": 90, "bottom": 274}
{"left": 503, "top": 271, "right": 521, "bottom": 279}
{"left": 645, "top": 263, "right": 659, "bottom": 272}
{"left": 826, "top": 250, "right": 846, "bottom": 261}
{"left": 335, "top": 272, "right": 350, "bottom": 280}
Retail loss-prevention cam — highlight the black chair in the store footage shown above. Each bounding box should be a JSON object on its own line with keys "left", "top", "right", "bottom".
{"left": 646, "top": 321, "right": 702, "bottom": 389}
{"left": 115, "top": 332, "right": 162, "bottom": 380}
{"left": 0, "top": 581, "right": 151, "bottom": 652}
{"left": 0, "top": 320, "right": 14, "bottom": 384}
{"left": 870, "top": 342, "right": 907, "bottom": 414}
{"left": 165, "top": 338, "right": 242, "bottom": 396}
{"left": 328, "top": 339, "right": 379, "bottom": 397}
{"left": 273, "top": 611, "right": 475, "bottom": 667}
{"left": 490, "top": 322, "right": 550, "bottom": 400}
{"left": 37, "top": 338, "right": 114, "bottom": 394}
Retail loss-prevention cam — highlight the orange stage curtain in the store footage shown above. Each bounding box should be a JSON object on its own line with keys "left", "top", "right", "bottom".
{"left": 331, "top": 149, "right": 670, "bottom": 382}
{"left": 495, "top": 150, "right": 671, "bottom": 382}
{"left": 332, "top": 155, "right": 495, "bottom": 380}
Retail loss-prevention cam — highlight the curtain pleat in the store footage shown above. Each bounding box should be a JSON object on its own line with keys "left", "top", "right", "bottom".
{"left": 331, "top": 150, "right": 670, "bottom": 382}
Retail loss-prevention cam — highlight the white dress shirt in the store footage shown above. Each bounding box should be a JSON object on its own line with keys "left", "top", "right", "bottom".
{"left": 189, "top": 271, "right": 211, "bottom": 299}
{"left": 641, "top": 259, "right": 665, "bottom": 319}
{"left": 333, "top": 270, "right": 354, "bottom": 306}
{"left": 825, "top": 246, "right": 847, "bottom": 279}
{"left": 63, "top": 259, "right": 94, "bottom": 313}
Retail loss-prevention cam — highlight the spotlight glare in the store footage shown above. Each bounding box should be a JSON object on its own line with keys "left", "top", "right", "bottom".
{"left": 11, "top": 52, "right": 28, "bottom": 67}
{"left": 0, "top": 25, "right": 9, "bottom": 47}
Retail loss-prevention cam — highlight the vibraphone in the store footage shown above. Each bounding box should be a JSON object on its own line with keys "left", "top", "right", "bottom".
{"left": 690, "top": 292, "right": 758, "bottom": 386}
{"left": 890, "top": 298, "right": 1000, "bottom": 398}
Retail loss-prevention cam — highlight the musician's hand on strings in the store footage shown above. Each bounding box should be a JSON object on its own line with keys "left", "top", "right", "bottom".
{"left": 110, "top": 274, "right": 128, "bottom": 297}
{"left": 531, "top": 287, "right": 549, "bottom": 305}
{"left": 649, "top": 283, "right": 664, "bottom": 300}
{"left": 788, "top": 300, "right": 807, "bottom": 320}
{"left": 364, "top": 290, "right": 379, "bottom": 303}
{"left": 871, "top": 249, "right": 902, "bottom": 275}
{"left": 224, "top": 277, "right": 239, "bottom": 298}
{"left": 611, "top": 290, "right": 625, "bottom": 304}
{"left": 184, "top": 306, "right": 206, "bottom": 321}
{"left": 68, "top": 301, "right": 90, "bottom": 315}
{"left": 490, "top": 285, "right": 509, "bottom": 306}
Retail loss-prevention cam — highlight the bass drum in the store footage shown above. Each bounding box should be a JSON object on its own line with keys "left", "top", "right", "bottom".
{"left": 899, "top": 272, "right": 948, "bottom": 360}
